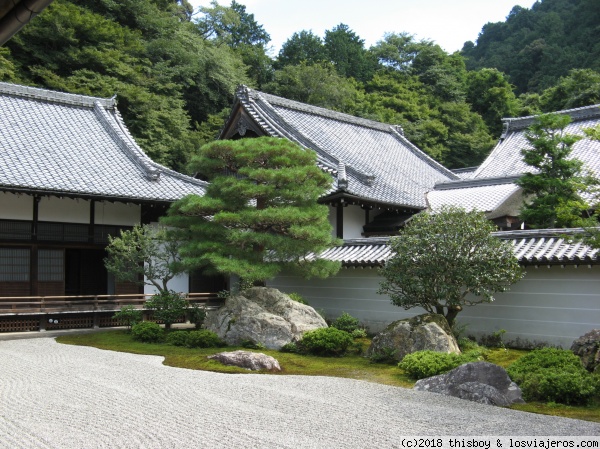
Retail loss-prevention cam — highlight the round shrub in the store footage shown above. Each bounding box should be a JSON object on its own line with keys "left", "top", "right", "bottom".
{"left": 399, "top": 351, "right": 465, "bottom": 379}
{"left": 299, "top": 327, "right": 353, "bottom": 356}
{"left": 507, "top": 348, "right": 598, "bottom": 405}
{"left": 331, "top": 312, "right": 360, "bottom": 333}
{"left": 185, "top": 330, "right": 225, "bottom": 348}
{"left": 350, "top": 328, "right": 368, "bottom": 339}
{"left": 131, "top": 321, "right": 164, "bottom": 343}
{"left": 166, "top": 330, "right": 189, "bottom": 347}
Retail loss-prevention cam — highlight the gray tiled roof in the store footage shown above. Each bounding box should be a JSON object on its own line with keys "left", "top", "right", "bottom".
{"left": 312, "top": 229, "right": 599, "bottom": 267}
{"left": 427, "top": 104, "right": 600, "bottom": 214}
{"left": 0, "top": 82, "right": 207, "bottom": 202}
{"left": 230, "top": 86, "right": 458, "bottom": 208}
{"left": 474, "top": 104, "right": 600, "bottom": 180}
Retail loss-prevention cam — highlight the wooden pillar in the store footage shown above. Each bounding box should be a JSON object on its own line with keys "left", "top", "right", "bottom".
{"left": 30, "top": 196, "right": 40, "bottom": 296}
{"left": 336, "top": 201, "right": 344, "bottom": 239}
{"left": 89, "top": 200, "right": 96, "bottom": 243}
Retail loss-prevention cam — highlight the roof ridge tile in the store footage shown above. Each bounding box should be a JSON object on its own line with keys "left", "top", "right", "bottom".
{"left": 0, "top": 82, "right": 115, "bottom": 109}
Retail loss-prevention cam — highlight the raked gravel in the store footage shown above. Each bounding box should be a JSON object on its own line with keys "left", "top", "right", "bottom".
{"left": 1, "top": 338, "right": 599, "bottom": 448}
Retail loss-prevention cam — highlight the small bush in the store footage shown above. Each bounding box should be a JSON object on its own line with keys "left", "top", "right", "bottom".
{"left": 298, "top": 327, "right": 353, "bottom": 356}
{"left": 507, "top": 348, "right": 599, "bottom": 405}
{"left": 331, "top": 312, "right": 360, "bottom": 334}
{"left": 241, "top": 339, "right": 266, "bottom": 350}
{"left": 185, "top": 330, "right": 225, "bottom": 348}
{"left": 288, "top": 292, "right": 308, "bottom": 305}
{"left": 112, "top": 306, "right": 142, "bottom": 332}
{"left": 369, "top": 346, "right": 398, "bottom": 364}
{"left": 144, "top": 290, "right": 188, "bottom": 329}
{"left": 188, "top": 303, "right": 207, "bottom": 329}
{"left": 398, "top": 350, "right": 484, "bottom": 379}
{"left": 131, "top": 321, "right": 164, "bottom": 343}
{"left": 166, "top": 330, "right": 189, "bottom": 347}
{"left": 280, "top": 342, "right": 299, "bottom": 353}
{"left": 350, "top": 328, "right": 368, "bottom": 339}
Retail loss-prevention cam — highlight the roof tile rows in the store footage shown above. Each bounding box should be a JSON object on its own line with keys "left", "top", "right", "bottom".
{"left": 312, "top": 229, "right": 599, "bottom": 267}
{"left": 0, "top": 82, "right": 207, "bottom": 203}
{"left": 232, "top": 86, "right": 458, "bottom": 208}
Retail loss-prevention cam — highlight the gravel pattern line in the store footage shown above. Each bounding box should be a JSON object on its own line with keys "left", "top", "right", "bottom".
{"left": 1, "top": 338, "right": 599, "bottom": 448}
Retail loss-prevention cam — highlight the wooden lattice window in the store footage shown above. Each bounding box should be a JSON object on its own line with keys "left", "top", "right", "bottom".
{"left": 38, "top": 249, "right": 64, "bottom": 282}
{"left": 0, "top": 248, "right": 30, "bottom": 281}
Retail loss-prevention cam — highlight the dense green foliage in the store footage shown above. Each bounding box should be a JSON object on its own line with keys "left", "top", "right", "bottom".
{"left": 105, "top": 224, "right": 185, "bottom": 294}
{"left": 298, "top": 327, "right": 354, "bottom": 356}
{"left": 517, "top": 114, "right": 597, "bottom": 228}
{"left": 185, "top": 330, "right": 225, "bottom": 348}
{"left": 131, "top": 321, "right": 164, "bottom": 343}
{"left": 462, "top": 0, "right": 600, "bottom": 94}
{"left": 144, "top": 291, "right": 188, "bottom": 329}
{"left": 3, "top": 0, "right": 600, "bottom": 171}
{"left": 507, "top": 348, "right": 599, "bottom": 405}
{"left": 330, "top": 312, "right": 361, "bottom": 334}
{"left": 399, "top": 350, "right": 483, "bottom": 380}
{"left": 163, "top": 137, "right": 341, "bottom": 283}
{"left": 166, "top": 330, "right": 190, "bottom": 347}
{"left": 378, "top": 207, "right": 524, "bottom": 326}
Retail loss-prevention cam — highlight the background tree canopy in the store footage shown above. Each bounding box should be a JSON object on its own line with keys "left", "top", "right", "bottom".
{"left": 1, "top": 0, "right": 599, "bottom": 171}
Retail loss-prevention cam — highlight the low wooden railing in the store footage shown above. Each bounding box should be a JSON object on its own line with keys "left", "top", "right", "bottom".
{"left": 0, "top": 292, "right": 222, "bottom": 315}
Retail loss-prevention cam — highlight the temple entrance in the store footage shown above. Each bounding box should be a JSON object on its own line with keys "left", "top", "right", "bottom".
{"left": 65, "top": 249, "right": 107, "bottom": 296}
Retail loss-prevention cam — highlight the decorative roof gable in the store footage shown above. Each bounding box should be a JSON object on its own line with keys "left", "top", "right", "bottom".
{"left": 221, "top": 85, "right": 458, "bottom": 209}
{"left": 0, "top": 82, "right": 207, "bottom": 203}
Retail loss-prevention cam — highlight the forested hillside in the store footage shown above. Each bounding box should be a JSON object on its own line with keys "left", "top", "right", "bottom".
{"left": 1, "top": 0, "right": 599, "bottom": 172}
{"left": 461, "top": 0, "right": 600, "bottom": 94}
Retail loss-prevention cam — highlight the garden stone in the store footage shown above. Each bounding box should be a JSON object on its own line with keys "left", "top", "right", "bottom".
{"left": 571, "top": 329, "right": 600, "bottom": 373}
{"left": 205, "top": 287, "right": 327, "bottom": 349}
{"left": 208, "top": 350, "right": 281, "bottom": 371}
{"left": 366, "top": 313, "right": 460, "bottom": 362}
{"left": 414, "top": 361, "right": 524, "bottom": 406}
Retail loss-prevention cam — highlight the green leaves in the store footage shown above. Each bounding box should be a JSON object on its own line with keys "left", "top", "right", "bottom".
{"left": 378, "top": 206, "right": 524, "bottom": 326}
{"left": 517, "top": 113, "right": 598, "bottom": 228}
{"left": 164, "top": 137, "right": 341, "bottom": 283}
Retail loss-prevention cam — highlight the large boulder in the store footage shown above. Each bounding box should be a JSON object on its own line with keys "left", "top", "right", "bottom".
{"left": 208, "top": 350, "right": 281, "bottom": 371}
{"left": 367, "top": 313, "right": 460, "bottom": 362}
{"left": 571, "top": 329, "right": 600, "bottom": 373}
{"left": 205, "top": 287, "right": 327, "bottom": 349}
{"left": 414, "top": 361, "right": 525, "bottom": 406}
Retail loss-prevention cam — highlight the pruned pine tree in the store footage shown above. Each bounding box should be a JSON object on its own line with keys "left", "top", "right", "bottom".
{"left": 517, "top": 113, "right": 598, "bottom": 229}
{"left": 378, "top": 207, "right": 524, "bottom": 327}
{"left": 163, "top": 137, "right": 341, "bottom": 283}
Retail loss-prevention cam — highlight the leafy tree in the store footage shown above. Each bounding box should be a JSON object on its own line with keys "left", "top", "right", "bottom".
{"left": 276, "top": 30, "right": 327, "bottom": 68}
{"left": 517, "top": 113, "right": 598, "bottom": 228}
{"left": 324, "top": 24, "right": 377, "bottom": 82}
{"left": 539, "top": 69, "right": 600, "bottom": 112}
{"left": 196, "top": 0, "right": 270, "bottom": 48}
{"left": 195, "top": 1, "right": 272, "bottom": 88}
{"left": 105, "top": 224, "right": 185, "bottom": 294}
{"left": 144, "top": 290, "right": 188, "bottom": 329}
{"left": 263, "top": 62, "right": 362, "bottom": 113}
{"left": 466, "top": 68, "right": 519, "bottom": 136}
{"left": 163, "top": 137, "right": 341, "bottom": 283}
{"left": 370, "top": 32, "right": 421, "bottom": 72}
{"left": 378, "top": 206, "right": 524, "bottom": 327}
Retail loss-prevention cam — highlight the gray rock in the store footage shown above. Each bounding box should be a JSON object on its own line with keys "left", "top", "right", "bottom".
{"left": 205, "top": 287, "right": 327, "bottom": 349}
{"left": 208, "top": 350, "right": 281, "bottom": 371}
{"left": 366, "top": 313, "right": 460, "bottom": 362}
{"left": 414, "top": 361, "right": 525, "bottom": 407}
{"left": 571, "top": 329, "right": 600, "bottom": 373}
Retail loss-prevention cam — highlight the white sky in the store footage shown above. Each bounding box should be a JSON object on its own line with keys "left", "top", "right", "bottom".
{"left": 190, "top": 0, "right": 538, "bottom": 56}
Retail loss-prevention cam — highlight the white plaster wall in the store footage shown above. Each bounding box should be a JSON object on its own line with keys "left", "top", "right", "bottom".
{"left": 0, "top": 193, "right": 33, "bottom": 220}
{"left": 144, "top": 273, "right": 190, "bottom": 295}
{"left": 268, "top": 265, "right": 600, "bottom": 348}
{"left": 95, "top": 202, "right": 141, "bottom": 226}
{"left": 38, "top": 197, "right": 90, "bottom": 223}
{"left": 343, "top": 205, "right": 366, "bottom": 239}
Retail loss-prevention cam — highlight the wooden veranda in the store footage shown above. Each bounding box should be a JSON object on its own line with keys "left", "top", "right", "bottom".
{"left": 0, "top": 292, "right": 223, "bottom": 333}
